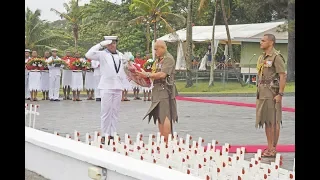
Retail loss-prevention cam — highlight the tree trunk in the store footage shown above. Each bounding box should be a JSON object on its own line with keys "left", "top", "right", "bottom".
{"left": 74, "top": 38, "right": 77, "bottom": 50}
{"left": 220, "top": 0, "right": 233, "bottom": 59}
{"left": 154, "top": 22, "right": 157, "bottom": 43}
{"left": 185, "top": 0, "right": 193, "bottom": 88}
{"left": 146, "top": 24, "right": 150, "bottom": 53}
{"left": 208, "top": 0, "right": 219, "bottom": 87}
{"left": 287, "top": 0, "right": 295, "bottom": 82}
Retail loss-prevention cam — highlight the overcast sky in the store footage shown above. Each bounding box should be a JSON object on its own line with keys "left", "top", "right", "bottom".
{"left": 25, "top": 0, "right": 122, "bottom": 22}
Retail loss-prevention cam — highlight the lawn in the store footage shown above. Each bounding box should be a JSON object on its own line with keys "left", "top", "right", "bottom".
{"left": 175, "top": 81, "right": 295, "bottom": 94}
{"left": 57, "top": 81, "right": 294, "bottom": 94}
{"left": 33, "top": 81, "right": 294, "bottom": 98}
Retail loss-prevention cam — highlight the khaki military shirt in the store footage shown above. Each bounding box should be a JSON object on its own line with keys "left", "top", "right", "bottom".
{"left": 257, "top": 48, "right": 286, "bottom": 99}
{"left": 152, "top": 52, "right": 177, "bottom": 101}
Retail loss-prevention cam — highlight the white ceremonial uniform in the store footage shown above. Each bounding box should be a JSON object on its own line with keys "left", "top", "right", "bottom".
{"left": 91, "top": 60, "right": 101, "bottom": 98}
{"left": 25, "top": 57, "right": 31, "bottom": 98}
{"left": 62, "top": 58, "right": 72, "bottom": 88}
{"left": 85, "top": 60, "right": 95, "bottom": 91}
{"left": 40, "top": 58, "right": 50, "bottom": 92}
{"left": 28, "top": 69, "right": 41, "bottom": 91}
{"left": 85, "top": 43, "right": 127, "bottom": 136}
{"left": 47, "top": 56, "right": 62, "bottom": 100}
{"left": 71, "top": 58, "right": 85, "bottom": 91}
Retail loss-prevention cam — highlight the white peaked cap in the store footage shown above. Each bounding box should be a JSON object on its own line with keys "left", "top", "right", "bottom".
{"left": 51, "top": 48, "right": 58, "bottom": 52}
{"left": 25, "top": 49, "right": 31, "bottom": 52}
{"left": 104, "top": 36, "right": 118, "bottom": 41}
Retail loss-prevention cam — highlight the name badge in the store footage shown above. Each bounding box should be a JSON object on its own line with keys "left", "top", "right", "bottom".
{"left": 264, "top": 60, "right": 273, "bottom": 67}
{"left": 267, "top": 60, "right": 272, "bottom": 66}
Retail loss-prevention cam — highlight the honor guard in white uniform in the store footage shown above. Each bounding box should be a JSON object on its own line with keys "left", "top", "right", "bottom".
{"left": 28, "top": 51, "right": 41, "bottom": 101}
{"left": 47, "top": 48, "right": 62, "bottom": 101}
{"left": 91, "top": 60, "right": 101, "bottom": 101}
{"left": 61, "top": 51, "right": 73, "bottom": 100}
{"left": 84, "top": 59, "right": 95, "bottom": 100}
{"left": 25, "top": 49, "right": 31, "bottom": 100}
{"left": 85, "top": 35, "right": 127, "bottom": 144}
{"left": 40, "top": 51, "right": 50, "bottom": 100}
{"left": 71, "top": 52, "right": 85, "bottom": 101}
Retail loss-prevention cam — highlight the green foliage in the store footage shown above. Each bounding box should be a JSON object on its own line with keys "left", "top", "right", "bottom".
{"left": 27, "top": 0, "right": 289, "bottom": 59}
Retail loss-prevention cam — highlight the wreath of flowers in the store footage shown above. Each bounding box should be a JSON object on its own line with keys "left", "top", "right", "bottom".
{"left": 143, "top": 59, "right": 154, "bottom": 72}
{"left": 48, "top": 59, "right": 68, "bottom": 69}
{"left": 82, "top": 61, "right": 93, "bottom": 71}
{"left": 26, "top": 58, "right": 47, "bottom": 71}
{"left": 70, "top": 59, "right": 85, "bottom": 70}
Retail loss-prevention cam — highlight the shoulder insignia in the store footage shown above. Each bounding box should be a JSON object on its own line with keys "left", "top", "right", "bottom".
{"left": 274, "top": 50, "right": 285, "bottom": 63}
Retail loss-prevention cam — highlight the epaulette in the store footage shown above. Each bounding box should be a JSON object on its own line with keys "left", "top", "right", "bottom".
{"left": 274, "top": 50, "right": 285, "bottom": 63}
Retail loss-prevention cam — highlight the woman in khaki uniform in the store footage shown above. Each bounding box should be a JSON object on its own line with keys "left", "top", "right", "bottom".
{"left": 135, "top": 40, "right": 178, "bottom": 143}
{"left": 256, "top": 34, "right": 286, "bottom": 158}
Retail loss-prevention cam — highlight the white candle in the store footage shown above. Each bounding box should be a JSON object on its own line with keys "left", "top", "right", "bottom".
{"left": 93, "top": 131, "right": 98, "bottom": 143}
{"left": 85, "top": 133, "right": 90, "bottom": 144}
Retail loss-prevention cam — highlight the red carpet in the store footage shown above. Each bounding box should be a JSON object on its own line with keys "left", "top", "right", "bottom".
{"left": 176, "top": 96, "right": 295, "bottom": 113}
{"left": 127, "top": 145, "right": 295, "bottom": 153}
{"left": 204, "top": 144, "right": 295, "bottom": 153}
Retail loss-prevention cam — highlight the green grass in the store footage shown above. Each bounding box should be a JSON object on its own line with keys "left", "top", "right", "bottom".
{"left": 34, "top": 81, "right": 295, "bottom": 98}
{"left": 175, "top": 81, "right": 295, "bottom": 94}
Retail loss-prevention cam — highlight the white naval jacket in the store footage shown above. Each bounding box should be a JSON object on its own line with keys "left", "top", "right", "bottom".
{"left": 85, "top": 44, "right": 127, "bottom": 90}
{"left": 91, "top": 60, "right": 100, "bottom": 76}
{"left": 47, "top": 56, "right": 62, "bottom": 77}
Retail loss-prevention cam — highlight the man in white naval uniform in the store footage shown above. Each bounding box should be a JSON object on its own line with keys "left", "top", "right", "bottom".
{"left": 91, "top": 60, "right": 101, "bottom": 101}
{"left": 25, "top": 49, "right": 31, "bottom": 100}
{"left": 47, "top": 48, "right": 62, "bottom": 101}
{"left": 85, "top": 36, "right": 127, "bottom": 144}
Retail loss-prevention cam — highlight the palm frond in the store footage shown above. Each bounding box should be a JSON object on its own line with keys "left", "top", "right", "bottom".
{"left": 161, "top": 12, "right": 186, "bottom": 27}
{"left": 128, "top": 16, "right": 148, "bottom": 25}
{"left": 63, "top": 3, "right": 70, "bottom": 13}
{"left": 158, "top": 16, "right": 174, "bottom": 33}
{"left": 50, "top": 8, "right": 72, "bottom": 21}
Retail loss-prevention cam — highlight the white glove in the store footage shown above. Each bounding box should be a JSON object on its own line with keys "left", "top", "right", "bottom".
{"left": 100, "top": 40, "right": 112, "bottom": 47}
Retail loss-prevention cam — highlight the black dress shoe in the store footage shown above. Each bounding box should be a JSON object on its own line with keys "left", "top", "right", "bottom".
{"left": 96, "top": 98, "right": 101, "bottom": 101}
{"left": 50, "top": 99, "right": 54, "bottom": 101}
{"left": 54, "top": 99, "right": 60, "bottom": 101}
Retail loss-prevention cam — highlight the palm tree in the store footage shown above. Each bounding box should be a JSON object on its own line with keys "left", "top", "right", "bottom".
{"left": 129, "top": 0, "right": 186, "bottom": 45}
{"left": 25, "top": 8, "right": 67, "bottom": 53}
{"left": 185, "top": 0, "right": 193, "bottom": 88}
{"left": 50, "top": 0, "right": 86, "bottom": 50}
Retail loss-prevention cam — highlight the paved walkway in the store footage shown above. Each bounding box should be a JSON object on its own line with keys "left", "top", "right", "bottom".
{"left": 25, "top": 96, "right": 295, "bottom": 179}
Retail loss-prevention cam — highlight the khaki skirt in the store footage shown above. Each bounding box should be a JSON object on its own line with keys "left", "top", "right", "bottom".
{"left": 143, "top": 98, "right": 178, "bottom": 125}
{"left": 256, "top": 99, "right": 282, "bottom": 128}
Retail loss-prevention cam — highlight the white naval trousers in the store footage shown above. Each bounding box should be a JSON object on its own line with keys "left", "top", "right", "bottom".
{"left": 25, "top": 70, "right": 30, "bottom": 98}
{"left": 100, "top": 89, "right": 122, "bottom": 136}
{"left": 49, "top": 75, "right": 61, "bottom": 100}
{"left": 94, "top": 75, "right": 101, "bottom": 98}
